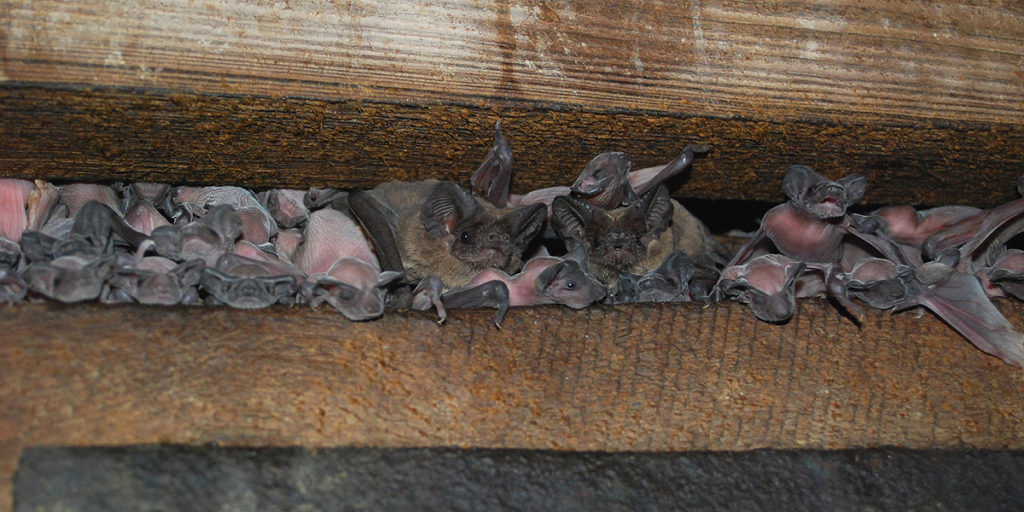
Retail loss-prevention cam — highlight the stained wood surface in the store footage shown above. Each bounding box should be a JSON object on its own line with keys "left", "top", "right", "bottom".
{"left": 2, "top": 85, "right": 1023, "bottom": 207}
{"left": 4, "top": 0, "right": 1022, "bottom": 124}
{"left": 2, "top": 301, "right": 1024, "bottom": 511}
{"left": 2, "top": 1, "right": 1024, "bottom": 206}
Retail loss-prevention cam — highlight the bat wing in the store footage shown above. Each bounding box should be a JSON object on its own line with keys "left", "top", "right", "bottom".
{"left": 902, "top": 267, "right": 1024, "bottom": 368}
{"left": 347, "top": 191, "right": 405, "bottom": 274}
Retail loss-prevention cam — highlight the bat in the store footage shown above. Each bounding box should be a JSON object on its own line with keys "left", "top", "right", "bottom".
{"left": 200, "top": 253, "right": 299, "bottom": 309}
{"left": 20, "top": 200, "right": 149, "bottom": 262}
{"left": 351, "top": 180, "right": 547, "bottom": 289}
{"left": 840, "top": 257, "right": 912, "bottom": 309}
{"left": 715, "top": 253, "right": 859, "bottom": 323}
{"left": 610, "top": 250, "right": 699, "bottom": 304}
{"left": 106, "top": 256, "right": 204, "bottom": 306}
{"left": 893, "top": 260, "right": 1024, "bottom": 368}
{"left": 60, "top": 183, "right": 122, "bottom": 217}
{"left": 715, "top": 254, "right": 806, "bottom": 323}
{"left": 550, "top": 184, "right": 726, "bottom": 290}
{"left": 23, "top": 254, "right": 116, "bottom": 303}
{"left": 125, "top": 200, "right": 171, "bottom": 235}
{"left": 442, "top": 249, "right": 607, "bottom": 325}
{"left": 0, "top": 178, "right": 60, "bottom": 244}
{"left": 0, "top": 267, "right": 27, "bottom": 302}
{"left": 170, "top": 186, "right": 278, "bottom": 244}
{"left": 150, "top": 204, "right": 243, "bottom": 266}
{"left": 570, "top": 144, "right": 708, "bottom": 209}
{"left": 259, "top": 188, "right": 310, "bottom": 229}
{"left": 726, "top": 165, "right": 903, "bottom": 270}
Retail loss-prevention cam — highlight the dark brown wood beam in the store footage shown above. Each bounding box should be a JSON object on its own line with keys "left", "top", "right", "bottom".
{"left": 2, "top": 300, "right": 1023, "bottom": 510}
{"left": 2, "top": 85, "right": 1023, "bottom": 207}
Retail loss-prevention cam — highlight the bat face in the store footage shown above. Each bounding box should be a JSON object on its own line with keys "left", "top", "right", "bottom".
{"left": 616, "top": 251, "right": 696, "bottom": 303}
{"left": 421, "top": 181, "right": 546, "bottom": 273}
{"left": 842, "top": 257, "right": 910, "bottom": 309}
{"left": 200, "top": 258, "right": 298, "bottom": 309}
{"left": 717, "top": 254, "right": 806, "bottom": 323}
{"left": 783, "top": 165, "right": 866, "bottom": 219}
{"left": 24, "top": 255, "right": 116, "bottom": 303}
{"left": 0, "top": 267, "right": 27, "bottom": 302}
{"left": 304, "top": 258, "right": 402, "bottom": 321}
{"left": 151, "top": 205, "right": 242, "bottom": 265}
{"left": 535, "top": 259, "right": 607, "bottom": 308}
{"left": 260, "top": 189, "right": 309, "bottom": 229}
{"left": 551, "top": 186, "right": 673, "bottom": 280}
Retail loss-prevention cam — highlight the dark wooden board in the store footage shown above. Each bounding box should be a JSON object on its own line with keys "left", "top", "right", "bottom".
{"left": 2, "top": 300, "right": 1023, "bottom": 510}
{"left": 2, "top": 85, "right": 1023, "bottom": 207}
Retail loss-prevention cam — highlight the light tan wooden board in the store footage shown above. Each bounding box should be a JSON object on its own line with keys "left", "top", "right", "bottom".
{"left": 3, "top": 0, "right": 1022, "bottom": 124}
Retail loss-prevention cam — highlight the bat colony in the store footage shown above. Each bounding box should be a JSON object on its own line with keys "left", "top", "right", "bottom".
{"left": 2, "top": 122, "right": 1023, "bottom": 368}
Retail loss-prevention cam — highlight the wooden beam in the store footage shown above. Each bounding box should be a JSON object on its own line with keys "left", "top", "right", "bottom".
{"left": 2, "top": 86, "right": 1023, "bottom": 207}
{"left": 3, "top": 0, "right": 1022, "bottom": 124}
{"left": 2, "top": 301, "right": 1023, "bottom": 511}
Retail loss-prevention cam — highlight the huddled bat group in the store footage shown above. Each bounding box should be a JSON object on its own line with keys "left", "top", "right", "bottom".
{"left": 3, "top": 122, "right": 1024, "bottom": 369}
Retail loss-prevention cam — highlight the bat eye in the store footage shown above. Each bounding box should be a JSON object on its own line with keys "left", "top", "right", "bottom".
{"left": 460, "top": 231, "right": 473, "bottom": 243}
{"left": 564, "top": 280, "right": 576, "bottom": 289}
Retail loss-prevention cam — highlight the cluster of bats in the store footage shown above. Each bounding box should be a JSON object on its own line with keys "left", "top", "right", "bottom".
{"left": 1, "top": 122, "right": 1023, "bottom": 368}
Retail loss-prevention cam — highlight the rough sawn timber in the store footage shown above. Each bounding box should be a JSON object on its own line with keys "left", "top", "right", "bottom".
{"left": 2, "top": 300, "right": 1024, "bottom": 511}
{"left": 1, "top": 0, "right": 1023, "bottom": 205}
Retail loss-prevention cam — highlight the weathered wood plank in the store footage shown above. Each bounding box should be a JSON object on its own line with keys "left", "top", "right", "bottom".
{"left": 2, "top": 86, "right": 1023, "bottom": 206}
{"left": 3, "top": 0, "right": 1022, "bottom": 125}
{"left": 2, "top": 301, "right": 1023, "bottom": 511}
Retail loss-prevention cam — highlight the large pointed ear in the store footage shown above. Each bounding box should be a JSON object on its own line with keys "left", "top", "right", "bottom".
{"left": 420, "top": 181, "right": 488, "bottom": 242}
{"left": 629, "top": 185, "right": 674, "bottom": 238}
{"left": 496, "top": 203, "right": 546, "bottom": 247}
{"left": 470, "top": 121, "right": 514, "bottom": 208}
{"left": 837, "top": 173, "right": 867, "bottom": 205}
{"left": 781, "top": 165, "right": 823, "bottom": 202}
{"left": 551, "top": 195, "right": 598, "bottom": 245}
{"left": 171, "top": 258, "right": 206, "bottom": 287}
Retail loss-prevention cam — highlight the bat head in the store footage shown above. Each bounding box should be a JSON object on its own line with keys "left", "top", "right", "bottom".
{"left": 571, "top": 152, "right": 633, "bottom": 202}
{"left": 783, "top": 165, "right": 866, "bottom": 219}
{"left": 24, "top": 255, "right": 116, "bottom": 303}
{"left": 303, "top": 258, "right": 402, "bottom": 321}
{"left": 633, "top": 250, "right": 696, "bottom": 303}
{"left": 535, "top": 259, "right": 607, "bottom": 308}
{"left": 552, "top": 185, "right": 673, "bottom": 274}
{"left": 200, "top": 266, "right": 297, "bottom": 309}
{"left": 718, "top": 254, "right": 805, "bottom": 323}
{"left": 0, "top": 267, "right": 27, "bottom": 302}
{"left": 421, "top": 181, "right": 546, "bottom": 273}
{"left": 135, "top": 259, "right": 204, "bottom": 306}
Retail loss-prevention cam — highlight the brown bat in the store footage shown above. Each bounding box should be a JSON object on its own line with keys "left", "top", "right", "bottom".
{"left": 550, "top": 185, "right": 726, "bottom": 290}
{"left": 350, "top": 180, "right": 547, "bottom": 289}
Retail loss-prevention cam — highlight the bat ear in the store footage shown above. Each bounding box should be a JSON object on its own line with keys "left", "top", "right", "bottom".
{"left": 782, "top": 165, "right": 822, "bottom": 202}
{"left": 497, "top": 203, "right": 546, "bottom": 247}
{"left": 376, "top": 270, "right": 404, "bottom": 288}
{"left": 564, "top": 244, "right": 592, "bottom": 272}
{"left": 631, "top": 185, "right": 673, "bottom": 238}
{"left": 551, "top": 195, "right": 598, "bottom": 245}
{"left": 204, "top": 205, "right": 244, "bottom": 241}
{"left": 420, "top": 182, "right": 487, "bottom": 242}
{"left": 172, "top": 258, "right": 206, "bottom": 287}
{"left": 782, "top": 260, "right": 807, "bottom": 286}
{"left": 838, "top": 174, "right": 867, "bottom": 204}
{"left": 536, "top": 260, "right": 574, "bottom": 291}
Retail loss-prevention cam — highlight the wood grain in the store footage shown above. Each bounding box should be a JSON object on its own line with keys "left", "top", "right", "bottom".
{"left": 2, "top": 300, "right": 1023, "bottom": 510}
{"left": 3, "top": 1, "right": 1022, "bottom": 125}
{"left": 2, "top": 86, "right": 1023, "bottom": 207}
